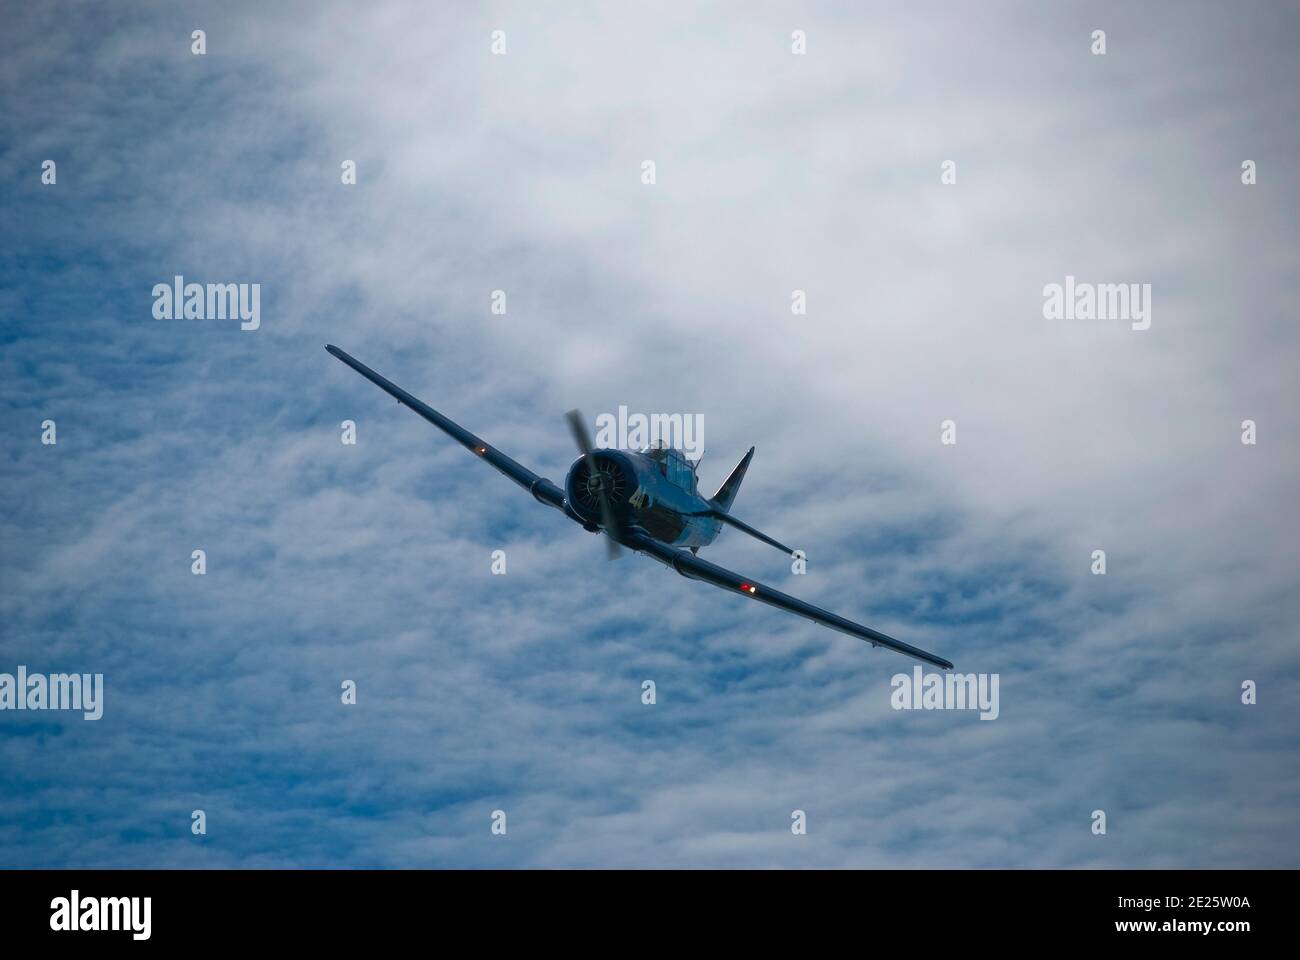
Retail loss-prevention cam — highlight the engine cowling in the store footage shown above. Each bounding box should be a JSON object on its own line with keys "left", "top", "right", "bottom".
{"left": 564, "top": 451, "right": 632, "bottom": 524}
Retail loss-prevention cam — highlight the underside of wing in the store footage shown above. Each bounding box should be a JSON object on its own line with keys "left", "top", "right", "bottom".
{"left": 628, "top": 532, "right": 953, "bottom": 669}
{"left": 326, "top": 345, "right": 566, "bottom": 510}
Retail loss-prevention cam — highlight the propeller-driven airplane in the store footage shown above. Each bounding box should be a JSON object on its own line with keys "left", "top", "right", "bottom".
{"left": 325, "top": 345, "right": 954, "bottom": 669}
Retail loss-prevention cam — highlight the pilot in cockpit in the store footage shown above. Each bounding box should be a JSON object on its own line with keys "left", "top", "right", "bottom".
{"left": 643, "top": 441, "right": 696, "bottom": 491}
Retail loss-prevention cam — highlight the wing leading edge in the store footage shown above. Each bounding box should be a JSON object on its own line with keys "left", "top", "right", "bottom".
{"left": 325, "top": 345, "right": 566, "bottom": 510}
{"left": 628, "top": 531, "right": 954, "bottom": 669}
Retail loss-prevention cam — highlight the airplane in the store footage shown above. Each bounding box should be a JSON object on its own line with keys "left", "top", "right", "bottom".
{"left": 325, "top": 344, "right": 954, "bottom": 670}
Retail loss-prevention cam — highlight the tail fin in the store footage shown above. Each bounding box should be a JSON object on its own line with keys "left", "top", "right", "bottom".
{"left": 710, "top": 446, "right": 754, "bottom": 512}
{"left": 700, "top": 448, "right": 793, "bottom": 556}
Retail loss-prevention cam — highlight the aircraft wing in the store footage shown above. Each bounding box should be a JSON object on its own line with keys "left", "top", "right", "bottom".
{"left": 325, "top": 345, "right": 567, "bottom": 511}
{"left": 627, "top": 531, "right": 954, "bottom": 669}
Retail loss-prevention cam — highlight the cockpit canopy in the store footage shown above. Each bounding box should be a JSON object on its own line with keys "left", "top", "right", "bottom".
{"left": 644, "top": 441, "right": 696, "bottom": 491}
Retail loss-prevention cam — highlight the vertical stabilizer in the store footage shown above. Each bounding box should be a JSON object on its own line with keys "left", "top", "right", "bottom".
{"left": 710, "top": 447, "right": 754, "bottom": 512}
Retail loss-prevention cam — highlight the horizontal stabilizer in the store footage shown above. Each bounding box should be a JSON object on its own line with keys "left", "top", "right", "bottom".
{"left": 713, "top": 511, "right": 794, "bottom": 556}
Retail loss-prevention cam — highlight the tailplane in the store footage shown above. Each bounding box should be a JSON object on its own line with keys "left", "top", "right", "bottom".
{"left": 704, "top": 447, "right": 794, "bottom": 556}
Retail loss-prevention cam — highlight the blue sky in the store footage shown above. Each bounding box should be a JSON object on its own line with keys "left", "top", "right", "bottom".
{"left": 1, "top": 1, "right": 1298, "bottom": 867}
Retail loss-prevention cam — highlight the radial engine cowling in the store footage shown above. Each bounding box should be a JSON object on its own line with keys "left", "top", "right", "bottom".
{"left": 564, "top": 451, "right": 633, "bottom": 525}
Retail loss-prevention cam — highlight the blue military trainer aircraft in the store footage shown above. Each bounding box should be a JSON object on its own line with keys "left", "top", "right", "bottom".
{"left": 326, "top": 345, "right": 953, "bottom": 669}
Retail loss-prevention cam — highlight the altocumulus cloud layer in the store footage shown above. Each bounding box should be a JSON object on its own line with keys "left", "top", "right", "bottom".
{"left": 1, "top": 1, "right": 1298, "bottom": 867}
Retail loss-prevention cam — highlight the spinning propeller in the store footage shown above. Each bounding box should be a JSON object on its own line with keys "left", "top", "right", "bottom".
{"left": 565, "top": 409, "right": 624, "bottom": 559}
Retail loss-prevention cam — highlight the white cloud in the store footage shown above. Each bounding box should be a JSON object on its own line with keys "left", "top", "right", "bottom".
{"left": 1, "top": 0, "right": 1297, "bottom": 868}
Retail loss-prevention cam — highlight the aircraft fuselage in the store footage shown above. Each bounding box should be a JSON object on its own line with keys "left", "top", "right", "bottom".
{"left": 563, "top": 449, "right": 722, "bottom": 550}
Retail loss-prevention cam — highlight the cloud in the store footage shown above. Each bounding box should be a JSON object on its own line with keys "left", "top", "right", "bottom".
{"left": 1, "top": 0, "right": 1297, "bottom": 868}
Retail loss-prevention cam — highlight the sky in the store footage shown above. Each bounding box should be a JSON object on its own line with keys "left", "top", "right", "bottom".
{"left": 1, "top": 0, "right": 1297, "bottom": 868}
